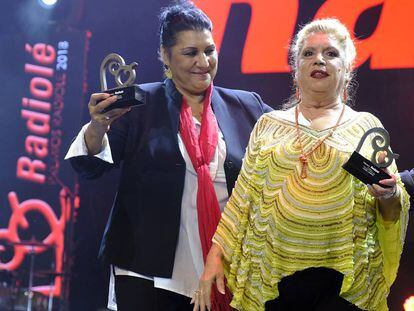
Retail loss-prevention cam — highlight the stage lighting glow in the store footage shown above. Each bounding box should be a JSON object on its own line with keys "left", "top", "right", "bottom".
{"left": 38, "top": 0, "right": 58, "bottom": 8}
{"left": 404, "top": 296, "right": 414, "bottom": 311}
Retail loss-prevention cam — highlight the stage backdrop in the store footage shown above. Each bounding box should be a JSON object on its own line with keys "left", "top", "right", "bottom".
{"left": 1, "top": 0, "right": 413, "bottom": 310}
{"left": 0, "top": 18, "right": 89, "bottom": 307}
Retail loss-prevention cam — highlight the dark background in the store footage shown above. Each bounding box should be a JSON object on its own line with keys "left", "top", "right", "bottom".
{"left": 1, "top": 0, "right": 413, "bottom": 310}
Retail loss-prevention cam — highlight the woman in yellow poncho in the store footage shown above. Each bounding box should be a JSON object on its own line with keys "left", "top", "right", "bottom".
{"left": 192, "top": 18, "right": 410, "bottom": 311}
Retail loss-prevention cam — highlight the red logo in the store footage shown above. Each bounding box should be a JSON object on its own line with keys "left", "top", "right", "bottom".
{"left": 0, "top": 189, "right": 72, "bottom": 296}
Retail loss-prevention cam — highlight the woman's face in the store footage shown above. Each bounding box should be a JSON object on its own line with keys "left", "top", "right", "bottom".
{"left": 296, "top": 33, "right": 348, "bottom": 100}
{"left": 162, "top": 29, "right": 218, "bottom": 96}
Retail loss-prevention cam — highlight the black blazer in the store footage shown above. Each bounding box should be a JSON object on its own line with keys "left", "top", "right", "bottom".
{"left": 70, "top": 79, "right": 272, "bottom": 277}
{"left": 400, "top": 169, "right": 414, "bottom": 206}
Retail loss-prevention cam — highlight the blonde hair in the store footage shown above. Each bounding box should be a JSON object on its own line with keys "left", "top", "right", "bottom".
{"left": 290, "top": 18, "right": 356, "bottom": 75}
{"left": 285, "top": 18, "right": 357, "bottom": 108}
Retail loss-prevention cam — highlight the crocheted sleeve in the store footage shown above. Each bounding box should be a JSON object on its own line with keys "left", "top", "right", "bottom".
{"left": 361, "top": 113, "right": 410, "bottom": 288}
{"left": 212, "top": 114, "right": 269, "bottom": 263}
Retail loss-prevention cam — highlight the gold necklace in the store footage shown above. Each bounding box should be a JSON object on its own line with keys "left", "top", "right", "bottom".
{"left": 295, "top": 104, "right": 346, "bottom": 179}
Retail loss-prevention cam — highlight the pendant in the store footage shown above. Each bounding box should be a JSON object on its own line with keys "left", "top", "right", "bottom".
{"left": 299, "top": 154, "right": 308, "bottom": 179}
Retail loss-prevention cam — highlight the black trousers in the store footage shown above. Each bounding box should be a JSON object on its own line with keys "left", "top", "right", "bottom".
{"left": 114, "top": 275, "right": 193, "bottom": 311}
{"left": 265, "top": 268, "right": 363, "bottom": 311}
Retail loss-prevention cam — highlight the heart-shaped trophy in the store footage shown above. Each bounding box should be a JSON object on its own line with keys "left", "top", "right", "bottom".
{"left": 99, "top": 53, "right": 145, "bottom": 113}
{"left": 342, "top": 127, "right": 399, "bottom": 187}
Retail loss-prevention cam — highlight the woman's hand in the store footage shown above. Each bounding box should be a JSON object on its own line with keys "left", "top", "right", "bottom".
{"left": 192, "top": 244, "right": 225, "bottom": 311}
{"left": 85, "top": 93, "right": 131, "bottom": 155}
{"left": 367, "top": 174, "right": 398, "bottom": 199}
{"left": 367, "top": 152, "right": 401, "bottom": 221}
{"left": 88, "top": 93, "right": 130, "bottom": 132}
{"left": 367, "top": 151, "right": 398, "bottom": 199}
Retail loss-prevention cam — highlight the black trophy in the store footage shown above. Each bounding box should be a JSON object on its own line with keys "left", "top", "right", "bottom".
{"left": 342, "top": 127, "right": 399, "bottom": 187}
{"left": 100, "top": 53, "right": 145, "bottom": 112}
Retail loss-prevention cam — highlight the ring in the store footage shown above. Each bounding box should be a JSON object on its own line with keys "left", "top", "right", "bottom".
{"left": 104, "top": 116, "right": 110, "bottom": 121}
{"left": 194, "top": 289, "right": 202, "bottom": 296}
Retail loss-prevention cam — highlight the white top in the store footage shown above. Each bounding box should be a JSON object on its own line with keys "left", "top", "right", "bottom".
{"left": 65, "top": 118, "right": 228, "bottom": 310}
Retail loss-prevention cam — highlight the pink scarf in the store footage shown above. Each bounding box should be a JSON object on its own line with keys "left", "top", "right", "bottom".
{"left": 179, "top": 84, "right": 233, "bottom": 311}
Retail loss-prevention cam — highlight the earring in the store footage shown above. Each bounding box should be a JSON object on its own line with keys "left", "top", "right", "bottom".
{"left": 343, "top": 87, "right": 348, "bottom": 103}
{"left": 295, "top": 87, "right": 301, "bottom": 102}
{"left": 164, "top": 65, "right": 172, "bottom": 79}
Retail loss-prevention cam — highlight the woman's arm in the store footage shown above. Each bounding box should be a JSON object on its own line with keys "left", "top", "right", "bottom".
{"left": 368, "top": 152, "right": 402, "bottom": 222}
{"left": 67, "top": 93, "right": 131, "bottom": 179}
{"left": 373, "top": 179, "right": 402, "bottom": 222}
{"left": 192, "top": 243, "right": 225, "bottom": 311}
{"left": 85, "top": 93, "right": 130, "bottom": 155}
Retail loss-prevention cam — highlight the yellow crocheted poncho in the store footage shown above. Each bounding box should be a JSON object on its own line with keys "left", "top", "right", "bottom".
{"left": 213, "top": 111, "right": 410, "bottom": 311}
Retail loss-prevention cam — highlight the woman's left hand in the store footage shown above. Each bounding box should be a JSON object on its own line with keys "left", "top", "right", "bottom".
{"left": 367, "top": 174, "right": 397, "bottom": 200}
{"left": 192, "top": 244, "right": 226, "bottom": 311}
{"left": 367, "top": 152, "right": 398, "bottom": 200}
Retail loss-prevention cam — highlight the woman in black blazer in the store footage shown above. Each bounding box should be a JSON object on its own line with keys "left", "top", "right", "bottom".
{"left": 66, "top": 2, "right": 272, "bottom": 310}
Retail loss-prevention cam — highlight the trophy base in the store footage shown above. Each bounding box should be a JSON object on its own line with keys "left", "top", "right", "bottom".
{"left": 102, "top": 84, "right": 145, "bottom": 112}
{"left": 342, "top": 151, "right": 392, "bottom": 187}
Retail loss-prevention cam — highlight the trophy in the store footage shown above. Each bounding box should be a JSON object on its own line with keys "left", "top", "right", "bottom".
{"left": 342, "top": 127, "right": 399, "bottom": 187}
{"left": 99, "top": 53, "right": 145, "bottom": 112}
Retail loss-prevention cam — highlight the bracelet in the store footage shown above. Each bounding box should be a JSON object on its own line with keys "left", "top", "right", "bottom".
{"left": 379, "top": 185, "right": 400, "bottom": 200}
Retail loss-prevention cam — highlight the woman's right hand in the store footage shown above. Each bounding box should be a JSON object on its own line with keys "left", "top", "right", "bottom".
{"left": 192, "top": 244, "right": 225, "bottom": 311}
{"left": 88, "top": 93, "right": 130, "bottom": 132}
{"left": 85, "top": 93, "right": 131, "bottom": 155}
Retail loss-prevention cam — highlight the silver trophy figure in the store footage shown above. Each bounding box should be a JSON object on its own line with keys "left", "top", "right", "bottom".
{"left": 99, "top": 53, "right": 145, "bottom": 112}
{"left": 343, "top": 127, "right": 399, "bottom": 186}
